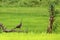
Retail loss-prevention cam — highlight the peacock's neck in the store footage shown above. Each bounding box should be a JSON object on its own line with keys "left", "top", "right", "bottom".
{"left": 1, "top": 26, "right": 6, "bottom": 31}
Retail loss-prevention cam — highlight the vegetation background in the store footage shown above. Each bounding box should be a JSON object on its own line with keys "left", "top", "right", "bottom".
{"left": 0, "top": 0, "right": 59, "bottom": 7}
{"left": 0, "top": 0, "right": 60, "bottom": 40}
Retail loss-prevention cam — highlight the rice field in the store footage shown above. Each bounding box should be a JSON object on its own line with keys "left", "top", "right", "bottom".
{"left": 0, "top": 33, "right": 60, "bottom": 40}
{"left": 0, "top": 7, "right": 60, "bottom": 40}
{"left": 0, "top": 7, "right": 49, "bottom": 33}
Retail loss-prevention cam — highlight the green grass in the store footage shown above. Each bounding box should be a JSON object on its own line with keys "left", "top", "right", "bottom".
{"left": 0, "top": 33, "right": 60, "bottom": 40}
{"left": 0, "top": 7, "right": 60, "bottom": 40}
{"left": 0, "top": 7, "right": 60, "bottom": 33}
{"left": 0, "top": 7, "right": 49, "bottom": 33}
{"left": 0, "top": 0, "right": 60, "bottom": 40}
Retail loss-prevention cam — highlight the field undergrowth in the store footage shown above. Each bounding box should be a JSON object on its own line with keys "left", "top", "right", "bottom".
{"left": 0, "top": 7, "right": 60, "bottom": 40}
{"left": 0, "top": 7, "right": 60, "bottom": 33}
{"left": 0, "top": 33, "right": 60, "bottom": 40}
{"left": 0, "top": 7, "right": 49, "bottom": 33}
